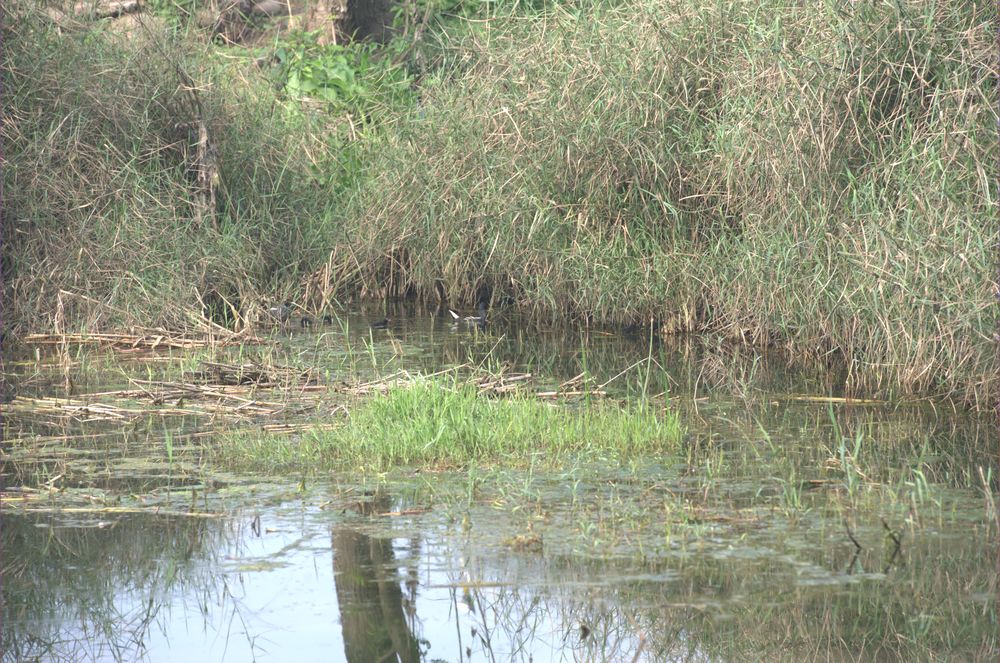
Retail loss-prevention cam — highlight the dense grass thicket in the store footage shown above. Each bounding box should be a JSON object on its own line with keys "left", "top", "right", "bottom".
{"left": 2, "top": 0, "right": 996, "bottom": 406}
{"left": 3, "top": 9, "right": 351, "bottom": 328}
{"left": 216, "top": 379, "right": 683, "bottom": 470}
{"left": 339, "top": 1, "right": 997, "bottom": 405}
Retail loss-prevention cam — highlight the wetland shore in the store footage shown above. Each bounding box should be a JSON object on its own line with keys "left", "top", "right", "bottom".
{"left": 2, "top": 0, "right": 996, "bottom": 409}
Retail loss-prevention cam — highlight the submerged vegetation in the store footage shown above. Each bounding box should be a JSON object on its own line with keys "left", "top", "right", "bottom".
{"left": 2, "top": 0, "right": 996, "bottom": 406}
{"left": 215, "top": 377, "right": 683, "bottom": 471}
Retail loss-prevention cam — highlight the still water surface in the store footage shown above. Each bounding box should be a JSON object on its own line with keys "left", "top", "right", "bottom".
{"left": 2, "top": 305, "right": 996, "bottom": 661}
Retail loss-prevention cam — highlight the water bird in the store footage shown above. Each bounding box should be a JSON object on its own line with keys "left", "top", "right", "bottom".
{"left": 322, "top": 314, "right": 334, "bottom": 325}
{"left": 268, "top": 301, "right": 293, "bottom": 323}
{"left": 300, "top": 316, "right": 313, "bottom": 328}
{"left": 370, "top": 317, "right": 391, "bottom": 330}
{"left": 448, "top": 299, "right": 489, "bottom": 325}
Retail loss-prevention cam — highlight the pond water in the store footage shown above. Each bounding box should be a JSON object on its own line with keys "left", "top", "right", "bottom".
{"left": 2, "top": 305, "right": 997, "bottom": 662}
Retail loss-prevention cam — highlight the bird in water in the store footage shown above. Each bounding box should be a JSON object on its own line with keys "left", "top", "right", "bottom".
{"left": 300, "top": 313, "right": 340, "bottom": 328}
{"left": 268, "top": 301, "right": 293, "bottom": 323}
{"left": 370, "top": 317, "right": 391, "bottom": 330}
{"left": 449, "top": 299, "right": 488, "bottom": 328}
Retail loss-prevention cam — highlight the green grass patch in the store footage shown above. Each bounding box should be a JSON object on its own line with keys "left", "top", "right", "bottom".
{"left": 214, "top": 379, "right": 683, "bottom": 472}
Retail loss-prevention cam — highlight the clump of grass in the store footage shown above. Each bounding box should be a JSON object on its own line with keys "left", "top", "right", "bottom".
{"left": 214, "top": 378, "right": 683, "bottom": 471}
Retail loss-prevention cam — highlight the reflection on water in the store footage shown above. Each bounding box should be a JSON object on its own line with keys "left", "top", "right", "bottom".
{"left": 334, "top": 491, "right": 421, "bottom": 663}
{"left": 3, "top": 476, "right": 993, "bottom": 662}
{"left": 1, "top": 307, "right": 997, "bottom": 661}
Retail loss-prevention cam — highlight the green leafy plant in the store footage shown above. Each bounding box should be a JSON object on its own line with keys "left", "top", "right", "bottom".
{"left": 144, "top": 0, "right": 198, "bottom": 30}
{"left": 271, "top": 31, "right": 413, "bottom": 120}
{"left": 276, "top": 34, "right": 362, "bottom": 102}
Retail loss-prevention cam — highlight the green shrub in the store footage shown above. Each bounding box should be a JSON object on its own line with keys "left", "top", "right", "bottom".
{"left": 270, "top": 30, "right": 415, "bottom": 119}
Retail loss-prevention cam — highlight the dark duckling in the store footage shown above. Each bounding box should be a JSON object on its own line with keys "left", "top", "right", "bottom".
{"left": 370, "top": 317, "right": 391, "bottom": 330}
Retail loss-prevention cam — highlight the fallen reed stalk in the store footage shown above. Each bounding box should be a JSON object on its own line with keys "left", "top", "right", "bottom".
{"left": 23, "top": 330, "right": 259, "bottom": 350}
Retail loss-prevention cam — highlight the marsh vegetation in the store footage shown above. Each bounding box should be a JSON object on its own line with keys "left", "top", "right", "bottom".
{"left": 2, "top": 0, "right": 996, "bottom": 405}
{"left": 1, "top": 0, "right": 996, "bottom": 659}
